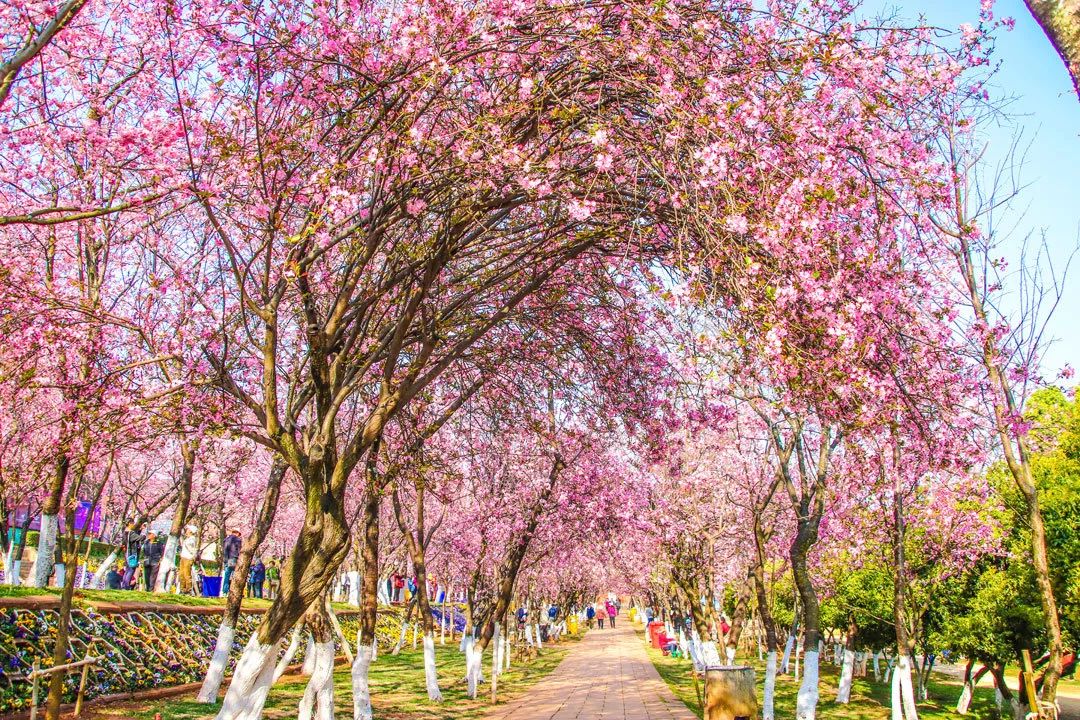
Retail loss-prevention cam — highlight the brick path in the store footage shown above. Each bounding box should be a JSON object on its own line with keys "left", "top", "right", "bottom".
{"left": 485, "top": 623, "right": 697, "bottom": 720}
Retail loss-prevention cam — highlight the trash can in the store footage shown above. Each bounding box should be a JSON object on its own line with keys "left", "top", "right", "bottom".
{"left": 648, "top": 621, "right": 665, "bottom": 648}
{"left": 202, "top": 575, "right": 222, "bottom": 597}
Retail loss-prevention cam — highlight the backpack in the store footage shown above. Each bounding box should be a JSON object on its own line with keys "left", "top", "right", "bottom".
{"left": 126, "top": 553, "right": 139, "bottom": 568}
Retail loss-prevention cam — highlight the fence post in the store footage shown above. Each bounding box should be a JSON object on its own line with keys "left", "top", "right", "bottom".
{"left": 29, "top": 660, "right": 39, "bottom": 720}
{"left": 74, "top": 641, "right": 96, "bottom": 717}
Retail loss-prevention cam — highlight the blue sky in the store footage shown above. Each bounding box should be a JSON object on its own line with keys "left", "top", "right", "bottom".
{"left": 877, "top": 1, "right": 1080, "bottom": 378}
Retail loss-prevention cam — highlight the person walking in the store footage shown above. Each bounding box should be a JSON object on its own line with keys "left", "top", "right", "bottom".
{"left": 266, "top": 558, "right": 280, "bottom": 600}
{"left": 605, "top": 600, "right": 618, "bottom": 628}
{"left": 122, "top": 522, "right": 143, "bottom": 589}
{"left": 596, "top": 603, "right": 607, "bottom": 629}
{"left": 585, "top": 603, "right": 596, "bottom": 629}
{"left": 221, "top": 529, "right": 242, "bottom": 595}
{"left": 248, "top": 557, "right": 265, "bottom": 599}
{"left": 178, "top": 525, "right": 198, "bottom": 595}
{"left": 141, "top": 532, "right": 164, "bottom": 591}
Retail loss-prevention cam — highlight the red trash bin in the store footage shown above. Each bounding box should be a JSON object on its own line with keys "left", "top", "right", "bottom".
{"left": 648, "top": 621, "right": 665, "bottom": 648}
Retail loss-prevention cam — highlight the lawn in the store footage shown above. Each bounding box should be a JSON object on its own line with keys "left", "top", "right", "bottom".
{"left": 82, "top": 636, "right": 577, "bottom": 720}
{"left": 644, "top": 635, "right": 1001, "bottom": 720}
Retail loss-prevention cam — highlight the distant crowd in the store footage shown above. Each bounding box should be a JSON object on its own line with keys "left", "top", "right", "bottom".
{"left": 101, "top": 522, "right": 280, "bottom": 598}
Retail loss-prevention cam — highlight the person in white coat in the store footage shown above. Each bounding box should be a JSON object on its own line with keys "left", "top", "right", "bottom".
{"left": 178, "top": 526, "right": 199, "bottom": 595}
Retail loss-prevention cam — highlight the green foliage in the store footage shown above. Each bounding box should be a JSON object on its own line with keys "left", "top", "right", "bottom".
{"left": 931, "top": 561, "right": 1043, "bottom": 665}
{"left": 929, "top": 386, "right": 1080, "bottom": 664}
{"left": 996, "top": 387, "right": 1080, "bottom": 649}
{"left": 819, "top": 565, "right": 895, "bottom": 651}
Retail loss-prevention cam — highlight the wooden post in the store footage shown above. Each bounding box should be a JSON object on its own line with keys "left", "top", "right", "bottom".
{"left": 491, "top": 621, "right": 501, "bottom": 703}
{"left": 1020, "top": 649, "right": 1044, "bottom": 718}
{"left": 704, "top": 666, "right": 757, "bottom": 720}
{"left": 74, "top": 641, "right": 96, "bottom": 717}
{"left": 30, "top": 660, "right": 40, "bottom": 720}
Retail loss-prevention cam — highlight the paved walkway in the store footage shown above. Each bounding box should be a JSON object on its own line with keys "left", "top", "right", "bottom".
{"left": 486, "top": 624, "right": 697, "bottom": 720}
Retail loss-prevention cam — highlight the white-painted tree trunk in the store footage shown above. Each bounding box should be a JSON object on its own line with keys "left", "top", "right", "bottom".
{"left": 440, "top": 615, "right": 446, "bottom": 645}
{"left": 274, "top": 626, "right": 304, "bottom": 682}
{"left": 347, "top": 571, "right": 360, "bottom": 606}
{"left": 214, "top": 633, "right": 279, "bottom": 720}
{"left": 94, "top": 549, "right": 119, "bottom": 589}
{"left": 726, "top": 645, "right": 736, "bottom": 664}
{"left": 763, "top": 650, "right": 778, "bottom": 720}
{"left": 423, "top": 633, "right": 442, "bottom": 701}
{"left": 459, "top": 628, "right": 469, "bottom": 652}
{"left": 535, "top": 623, "right": 543, "bottom": 649}
{"left": 700, "top": 640, "right": 722, "bottom": 667}
{"left": 465, "top": 639, "right": 484, "bottom": 699}
{"left": 155, "top": 534, "right": 179, "bottom": 593}
{"left": 836, "top": 648, "right": 856, "bottom": 703}
{"left": 10, "top": 559, "right": 22, "bottom": 586}
{"left": 298, "top": 641, "right": 335, "bottom": 720}
{"left": 873, "top": 651, "right": 882, "bottom": 681}
{"left": 891, "top": 659, "right": 904, "bottom": 720}
{"left": 2, "top": 548, "right": 13, "bottom": 586}
{"left": 781, "top": 633, "right": 795, "bottom": 673}
{"left": 504, "top": 635, "right": 511, "bottom": 671}
{"left": 197, "top": 621, "right": 236, "bottom": 702}
{"left": 351, "top": 644, "right": 373, "bottom": 720}
{"left": 490, "top": 622, "right": 501, "bottom": 697}
{"left": 956, "top": 683, "right": 974, "bottom": 715}
{"left": 393, "top": 622, "right": 408, "bottom": 655}
{"left": 55, "top": 562, "right": 66, "bottom": 589}
{"left": 32, "top": 514, "right": 58, "bottom": 587}
{"left": 524, "top": 624, "right": 534, "bottom": 647}
{"left": 412, "top": 624, "right": 418, "bottom": 650}
{"left": 897, "top": 655, "right": 919, "bottom": 720}
{"left": 302, "top": 635, "right": 317, "bottom": 675}
{"left": 795, "top": 649, "right": 819, "bottom": 720}
{"left": 371, "top": 638, "right": 377, "bottom": 662}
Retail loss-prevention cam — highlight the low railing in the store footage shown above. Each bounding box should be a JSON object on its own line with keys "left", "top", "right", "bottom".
{"left": 25, "top": 643, "right": 100, "bottom": 720}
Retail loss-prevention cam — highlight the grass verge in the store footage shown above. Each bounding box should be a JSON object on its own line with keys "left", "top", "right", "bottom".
{"left": 84, "top": 635, "right": 577, "bottom": 720}
{"left": 643, "top": 633, "right": 1001, "bottom": 720}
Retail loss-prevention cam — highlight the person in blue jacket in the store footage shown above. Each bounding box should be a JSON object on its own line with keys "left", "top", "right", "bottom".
{"left": 247, "top": 557, "right": 266, "bottom": 599}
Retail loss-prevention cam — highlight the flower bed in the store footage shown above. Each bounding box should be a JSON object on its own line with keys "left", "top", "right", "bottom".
{"left": 0, "top": 603, "right": 412, "bottom": 714}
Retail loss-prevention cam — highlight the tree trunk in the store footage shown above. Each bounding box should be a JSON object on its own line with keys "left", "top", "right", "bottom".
{"left": 33, "top": 452, "right": 69, "bottom": 587}
{"left": 751, "top": 529, "right": 780, "bottom": 720}
{"left": 156, "top": 441, "right": 198, "bottom": 593}
{"left": 298, "top": 601, "right": 335, "bottom": 720}
{"left": 790, "top": 516, "right": 822, "bottom": 720}
{"left": 351, "top": 447, "right": 381, "bottom": 720}
{"left": 472, "top": 454, "right": 563, "bottom": 665}
{"left": 957, "top": 661, "right": 989, "bottom": 714}
{"left": 957, "top": 231, "right": 1065, "bottom": 704}
{"left": 44, "top": 515, "right": 79, "bottom": 720}
{"left": 725, "top": 577, "right": 751, "bottom": 663}
{"left": 890, "top": 445, "right": 919, "bottom": 720}
{"left": 198, "top": 458, "right": 286, "bottom": 703}
{"left": 392, "top": 479, "right": 442, "bottom": 701}
{"left": 215, "top": 475, "right": 349, "bottom": 720}
{"left": 1024, "top": 0, "right": 1080, "bottom": 98}
{"left": 10, "top": 505, "right": 34, "bottom": 586}
{"left": 836, "top": 619, "right": 857, "bottom": 704}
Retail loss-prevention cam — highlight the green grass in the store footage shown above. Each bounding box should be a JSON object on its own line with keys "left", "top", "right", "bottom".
{"left": 644, "top": 636, "right": 1000, "bottom": 720}
{"left": 84, "top": 637, "right": 577, "bottom": 720}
